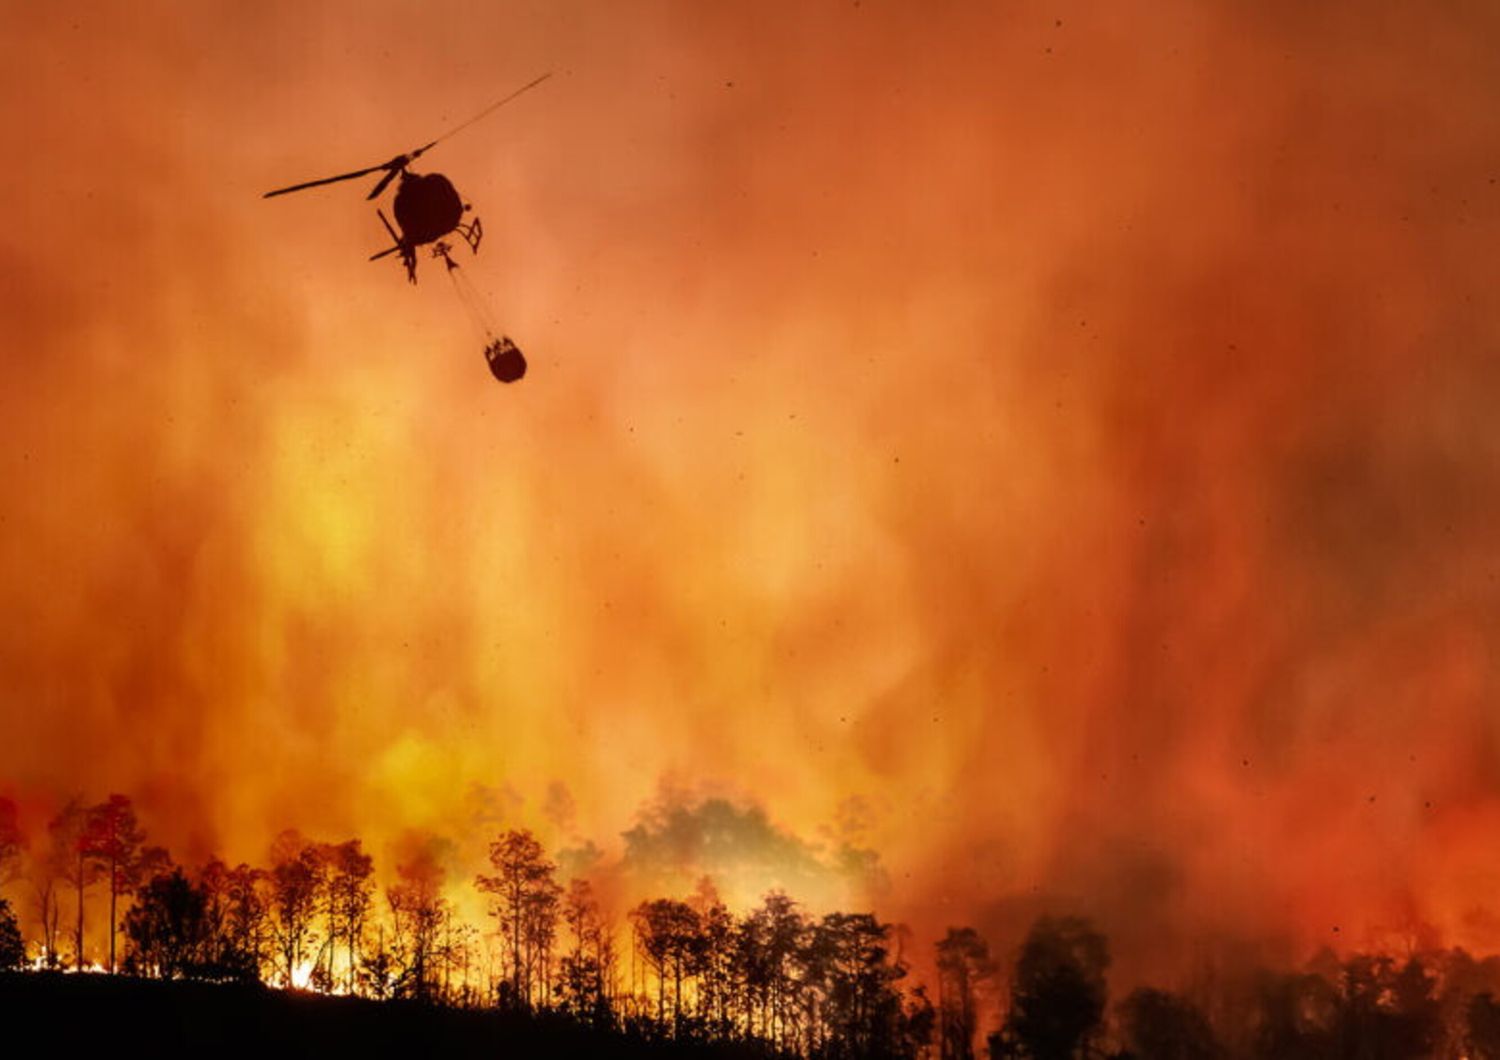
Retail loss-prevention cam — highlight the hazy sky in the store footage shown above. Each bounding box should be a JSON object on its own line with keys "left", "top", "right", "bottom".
{"left": 5, "top": 1, "right": 1500, "bottom": 982}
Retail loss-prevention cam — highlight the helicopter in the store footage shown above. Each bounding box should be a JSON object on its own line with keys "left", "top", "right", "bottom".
{"left": 263, "top": 72, "right": 550, "bottom": 284}
{"left": 263, "top": 74, "right": 549, "bottom": 383}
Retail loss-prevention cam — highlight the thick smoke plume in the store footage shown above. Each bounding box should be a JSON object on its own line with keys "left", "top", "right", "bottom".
{"left": 3, "top": 1, "right": 1500, "bottom": 987}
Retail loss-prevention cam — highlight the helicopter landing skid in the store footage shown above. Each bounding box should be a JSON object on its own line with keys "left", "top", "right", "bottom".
{"left": 456, "top": 216, "right": 482, "bottom": 253}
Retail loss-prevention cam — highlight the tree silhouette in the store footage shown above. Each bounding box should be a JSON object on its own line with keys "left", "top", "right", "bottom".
{"left": 198, "top": 858, "right": 264, "bottom": 981}
{"left": 994, "top": 916, "right": 1109, "bottom": 1060}
{"left": 387, "top": 841, "right": 451, "bottom": 1002}
{"left": 0, "top": 796, "right": 22, "bottom": 887}
{"left": 267, "top": 830, "right": 322, "bottom": 988}
{"left": 631, "top": 897, "right": 700, "bottom": 1031}
{"left": 1248, "top": 969, "right": 1338, "bottom": 1060}
{"left": 475, "top": 828, "right": 559, "bottom": 1009}
{"left": 935, "top": 926, "right": 993, "bottom": 1060}
{"left": 808, "top": 911, "right": 911, "bottom": 1059}
{"left": 1388, "top": 956, "right": 1443, "bottom": 1058}
{"left": 29, "top": 784, "right": 1500, "bottom": 1060}
{"left": 82, "top": 794, "right": 159, "bottom": 973}
{"left": 360, "top": 921, "right": 398, "bottom": 1000}
{"left": 83, "top": 797, "right": 164, "bottom": 977}
{"left": 321, "top": 839, "right": 374, "bottom": 994}
{"left": 1469, "top": 992, "right": 1500, "bottom": 1060}
{"left": 742, "top": 890, "right": 807, "bottom": 1048}
{"left": 123, "top": 866, "right": 211, "bottom": 979}
{"left": 0, "top": 896, "right": 23, "bottom": 969}
{"left": 225, "top": 861, "right": 270, "bottom": 981}
{"left": 557, "top": 878, "right": 614, "bottom": 1025}
{"left": 520, "top": 866, "right": 562, "bottom": 1008}
{"left": 1331, "top": 953, "right": 1440, "bottom": 1060}
{"left": 27, "top": 808, "right": 71, "bottom": 966}
{"left": 48, "top": 797, "right": 100, "bottom": 970}
{"left": 1117, "top": 987, "right": 1221, "bottom": 1060}
{"left": 903, "top": 983, "right": 938, "bottom": 1059}
{"left": 689, "top": 878, "right": 735, "bottom": 1037}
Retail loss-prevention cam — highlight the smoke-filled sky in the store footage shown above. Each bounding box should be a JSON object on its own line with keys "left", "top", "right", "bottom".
{"left": 5, "top": 0, "right": 1500, "bottom": 984}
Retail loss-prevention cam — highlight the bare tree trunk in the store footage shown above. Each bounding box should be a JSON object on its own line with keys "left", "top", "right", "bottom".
{"left": 75, "top": 850, "right": 84, "bottom": 972}
{"left": 511, "top": 879, "right": 522, "bottom": 1005}
{"left": 438, "top": 917, "right": 450, "bottom": 1001}
{"left": 108, "top": 853, "right": 117, "bottom": 973}
{"left": 34, "top": 881, "right": 58, "bottom": 966}
{"left": 348, "top": 911, "right": 358, "bottom": 995}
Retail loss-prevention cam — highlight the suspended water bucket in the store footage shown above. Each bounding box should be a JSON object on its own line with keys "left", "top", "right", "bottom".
{"left": 484, "top": 336, "right": 527, "bottom": 383}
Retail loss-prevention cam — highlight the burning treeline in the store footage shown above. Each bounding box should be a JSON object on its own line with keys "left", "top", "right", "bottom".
{"left": 7, "top": 793, "right": 1500, "bottom": 1058}
{"left": 6, "top": 2, "right": 1500, "bottom": 1055}
{"left": 6, "top": 2, "right": 1500, "bottom": 981}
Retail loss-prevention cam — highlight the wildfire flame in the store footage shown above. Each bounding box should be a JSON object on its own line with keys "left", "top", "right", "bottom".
{"left": 1, "top": 1, "right": 1499, "bottom": 996}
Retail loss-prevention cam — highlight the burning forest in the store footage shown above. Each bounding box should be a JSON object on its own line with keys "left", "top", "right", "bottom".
{"left": 6, "top": 790, "right": 1500, "bottom": 1058}
{"left": 6, "top": 0, "right": 1500, "bottom": 1055}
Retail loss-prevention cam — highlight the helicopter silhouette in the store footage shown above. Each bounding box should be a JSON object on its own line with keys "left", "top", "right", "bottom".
{"left": 263, "top": 73, "right": 550, "bottom": 283}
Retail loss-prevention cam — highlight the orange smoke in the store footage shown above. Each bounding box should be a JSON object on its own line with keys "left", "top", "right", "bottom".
{"left": 3, "top": 0, "right": 1500, "bottom": 987}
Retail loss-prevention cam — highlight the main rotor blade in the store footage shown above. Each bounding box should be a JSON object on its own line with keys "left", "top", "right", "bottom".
{"left": 422, "top": 72, "right": 552, "bottom": 151}
{"left": 366, "top": 165, "right": 403, "bottom": 201}
{"left": 265, "top": 74, "right": 547, "bottom": 200}
{"left": 263, "top": 162, "right": 388, "bottom": 199}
